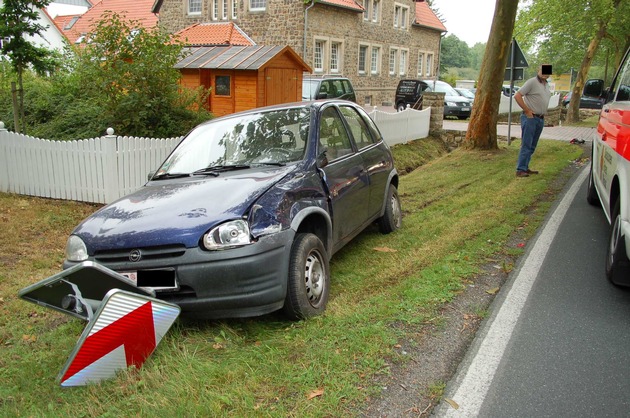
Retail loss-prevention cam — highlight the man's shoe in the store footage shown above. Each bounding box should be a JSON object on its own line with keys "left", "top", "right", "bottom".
{"left": 526, "top": 169, "right": 539, "bottom": 174}
{"left": 516, "top": 171, "right": 530, "bottom": 177}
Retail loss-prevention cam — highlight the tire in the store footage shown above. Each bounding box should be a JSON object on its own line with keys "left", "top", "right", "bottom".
{"left": 283, "top": 233, "right": 330, "bottom": 320}
{"left": 605, "top": 200, "right": 630, "bottom": 286}
{"left": 396, "top": 103, "right": 406, "bottom": 112}
{"left": 378, "top": 185, "right": 402, "bottom": 234}
{"left": 586, "top": 162, "right": 600, "bottom": 206}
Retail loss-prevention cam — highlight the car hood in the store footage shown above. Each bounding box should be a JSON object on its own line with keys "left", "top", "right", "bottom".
{"left": 73, "top": 166, "right": 297, "bottom": 251}
{"left": 444, "top": 95, "right": 471, "bottom": 104}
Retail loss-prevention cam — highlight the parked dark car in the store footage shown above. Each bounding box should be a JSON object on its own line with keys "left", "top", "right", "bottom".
{"left": 423, "top": 80, "right": 472, "bottom": 119}
{"left": 394, "top": 79, "right": 429, "bottom": 111}
{"left": 561, "top": 87, "right": 605, "bottom": 109}
{"left": 64, "top": 100, "right": 401, "bottom": 320}
{"left": 455, "top": 87, "right": 475, "bottom": 102}
{"left": 302, "top": 75, "right": 356, "bottom": 102}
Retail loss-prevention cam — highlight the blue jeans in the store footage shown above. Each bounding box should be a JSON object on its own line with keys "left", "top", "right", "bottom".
{"left": 516, "top": 114, "right": 544, "bottom": 172}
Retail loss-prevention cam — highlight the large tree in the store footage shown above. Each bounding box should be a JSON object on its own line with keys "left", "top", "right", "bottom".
{"left": 464, "top": 0, "right": 520, "bottom": 150}
{"left": 441, "top": 34, "right": 471, "bottom": 69}
{"left": 0, "top": 0, "right": 56, "bottom": 133}
{"left": 516, "top": 0, "right": 629, "bottom": 123}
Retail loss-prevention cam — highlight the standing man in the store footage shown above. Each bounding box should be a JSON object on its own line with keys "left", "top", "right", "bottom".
{"left": 514, "top": 64, "right": 552, "bottom": 177}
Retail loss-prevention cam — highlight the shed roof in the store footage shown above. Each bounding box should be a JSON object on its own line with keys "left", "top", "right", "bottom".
{"left": 175, "top": 45, "right": 311, "bottom": 72}
{"left": 174, "top": 22, "right": 255, "bottom": 46}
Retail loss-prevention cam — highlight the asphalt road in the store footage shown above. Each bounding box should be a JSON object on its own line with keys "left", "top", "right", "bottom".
{"left": 434, "top": 166, "right": 630, "bottom": 417}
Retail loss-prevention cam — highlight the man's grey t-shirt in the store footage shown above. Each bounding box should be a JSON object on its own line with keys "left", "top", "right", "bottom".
{"left": 518, "top": 76, "right": 551, "bottom": 115}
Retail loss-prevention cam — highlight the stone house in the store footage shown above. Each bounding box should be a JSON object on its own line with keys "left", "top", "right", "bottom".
{"left": 152, "top": 0, "right": 446, "bottom": 106}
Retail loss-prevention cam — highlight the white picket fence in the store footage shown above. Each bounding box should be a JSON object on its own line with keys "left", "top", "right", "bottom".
{"left": 0, "top": 109, "right": 431, "bottom": 204}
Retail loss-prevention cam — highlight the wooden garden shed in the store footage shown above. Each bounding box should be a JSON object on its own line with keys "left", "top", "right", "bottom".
{"left": 175, "top": 45, "right": 312, "bottom": 117}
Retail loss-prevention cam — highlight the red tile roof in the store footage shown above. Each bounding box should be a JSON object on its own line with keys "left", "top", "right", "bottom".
{"left": 414, "top": 0, "right": 447, "bottom": 32}
{"left": 174, "top": 23, "right": 255, "bottom": 47}
{"left": 318, "top": 0, "right": 364, "bottom": 12}
{"left": 58, "top": 0, "right": 158, "bottom": 44}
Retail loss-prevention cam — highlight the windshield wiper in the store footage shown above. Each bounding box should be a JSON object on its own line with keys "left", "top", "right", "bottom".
{"left": 252, "top": 162, "right": 286, "bottom": 167}
{"left": 192, "top": 164, "right": 251, "bottom": 175}
{"left": 151, "top": 172, "right": 192, "bottom": 180}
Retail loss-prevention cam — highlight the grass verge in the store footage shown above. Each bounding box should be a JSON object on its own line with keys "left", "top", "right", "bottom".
{"left": 0, "top": 138, "right": 583, "bottom": 417}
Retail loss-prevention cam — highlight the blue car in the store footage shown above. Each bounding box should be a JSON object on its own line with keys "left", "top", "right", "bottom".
{"left": 64, "top": 100, "right": 401, "bottom": 320}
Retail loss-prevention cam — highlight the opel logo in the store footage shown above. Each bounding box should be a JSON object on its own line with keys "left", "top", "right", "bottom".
{"left": 129, "top": 249, "right": 142, "bottom": 262}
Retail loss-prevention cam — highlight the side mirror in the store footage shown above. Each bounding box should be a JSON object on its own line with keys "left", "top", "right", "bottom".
{"left": 316, "top": 92, "right": 328, "bottom": 100}
{"left": 316, "top": 150, "right": 329, "bottom": 168}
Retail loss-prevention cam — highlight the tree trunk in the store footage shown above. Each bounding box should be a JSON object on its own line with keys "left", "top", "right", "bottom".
{"left": 566, "top": 0, "right": 622, "bottom": 124}
{"left": 464, "top": 0, "right": 520, "bottom": 150}
{"left": 18, "top": 67, "right": 25, "bottom": 135}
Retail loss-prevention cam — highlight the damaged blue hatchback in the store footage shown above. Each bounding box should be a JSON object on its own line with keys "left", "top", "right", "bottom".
{"left": 64, "top": 100, "right": 401, "bottom": 319}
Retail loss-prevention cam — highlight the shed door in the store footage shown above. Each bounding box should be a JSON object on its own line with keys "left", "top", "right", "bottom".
{"left": 265, "top": 68, "right": 298, "bottom": 106}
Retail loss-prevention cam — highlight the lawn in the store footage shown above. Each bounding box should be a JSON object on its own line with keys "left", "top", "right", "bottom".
{"left": 0, "top": 138, "right": 584, "bottom": 417}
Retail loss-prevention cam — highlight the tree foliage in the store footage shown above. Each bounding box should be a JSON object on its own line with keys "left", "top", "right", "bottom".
{"left": 440, "top": 34, "right": 471, "bottom": 69}
{"left": 0, "top": 12, "right": 212, "bottom": 140}
{"left": 0, "top": 0, "right": 58, "bottom": 133}
{"left": 516, "top": 0, "right": 629, "bottom": 122}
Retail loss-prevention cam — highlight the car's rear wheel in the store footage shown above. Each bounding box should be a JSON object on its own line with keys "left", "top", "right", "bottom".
{"left": 396, "top": 103, "right": 406, "bottom": 112}
{"left": 606, "top": 200, "right": 630, "bottom": 286}
{"left": 378, "top": 185, "right": 402, "bottom": 234}
{"left": 283, "top": 233, "right": 330, "bottom": 320}
{"left": 586, "top": 162, "right": 600, "bottom": 206}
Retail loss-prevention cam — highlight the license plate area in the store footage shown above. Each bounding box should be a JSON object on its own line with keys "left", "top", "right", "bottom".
{"left": 120, "top": 269, "right": 177, "bottom": 291}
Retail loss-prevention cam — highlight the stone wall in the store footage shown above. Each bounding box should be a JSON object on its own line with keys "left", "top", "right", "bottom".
{"left": 157, "top": 0, "right": 443, "bottom": 107}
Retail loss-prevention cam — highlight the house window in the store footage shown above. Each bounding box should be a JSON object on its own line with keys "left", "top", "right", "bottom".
{"left": 222, "top": 0, "right": 228, "bottom": 19}
{"left": 358, "top": 44, "right": 368, "bottom": 74}
{"left": 426, "top": 53, "right": 433, "bottom": 76}
{"left": 363, "top": 0, "right": 369, "bottom": 20}
{"left": 212, "top": 0, "right": 218, "bottom": 19}
{"left": 371, "top": 46, "right": 380, "bottom": 75}
{"left": 215, "top": 76, "right": 231, "bottom": 96}
{"left": 188, "top": 0, "right": 201, "bottom": 15}
{"left": 232, "top": 0, "right": 238, "bottom": 18}
{"left": 394, "top": 4, "right": 409, "bottom": 29}
{"left": 389, "top": 48, "right": 397, "bottom": 75}
{"left": 330, "top": 42, "right": 341, "bottom": 73}
{"left": 250, "top": 0, "right": 266, "bottom": 11}
{"left": 417, "top": 53, "right": 424, "bottom": 77}
{"left": 399, "top": 49, "right": 408, "bottom": 76}
{"left": 314, "top": 40, "right": 325, "bottom": 72}
{"left": 371, "top": 0, "right": 379, "bottom": 22}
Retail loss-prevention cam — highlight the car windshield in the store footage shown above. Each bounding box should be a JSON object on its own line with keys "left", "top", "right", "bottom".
{"left": 431, "top": 82, "right": 459, "bottom": 96}
{"left": 155, "top": 107, "right": 310, "bottom": 177}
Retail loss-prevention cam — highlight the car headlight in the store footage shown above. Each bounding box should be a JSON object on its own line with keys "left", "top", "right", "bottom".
{"left": 66, "top": 235, "right": 88, "bottom": 261}
{"left": 203, "top": 220, "right": 252, "bottom": 250}
{"left": 446, "top": 101, "right": 457, "bottom": 107}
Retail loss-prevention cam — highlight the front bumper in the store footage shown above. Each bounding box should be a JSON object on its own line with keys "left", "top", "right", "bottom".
{"left": 64, "top": 229, "right": 295, "bottom": 319}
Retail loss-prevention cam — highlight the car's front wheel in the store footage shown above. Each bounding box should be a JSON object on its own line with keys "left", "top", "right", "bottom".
{"left": 378, "top": 185, "right": 402, "bottom": 234}
{"left": 283, "top": 233, "right": 330, "bottom": 320}
{"left": 606, "top": 200, "right": 630, "bottom": 286}
{"left": 396, "top": 103, "right": 406, "bottom": 112}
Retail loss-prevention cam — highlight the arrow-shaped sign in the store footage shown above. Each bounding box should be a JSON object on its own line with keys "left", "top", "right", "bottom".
{"left": 59, "top": 290, "right": 179, "bottom": 386}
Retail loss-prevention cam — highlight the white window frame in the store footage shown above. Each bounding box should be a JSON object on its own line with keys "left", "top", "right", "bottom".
{"left": 358, "top": 43, "right": 369, "bottom": 75}
{"left": 394, "top": 3, "right": 409, "bottom": 29}
{"left": 314, "top": 39, "right": 326, "bottom": 73}
{"left": 370, "top": 45, "right": 381, "bottom": 75}
{"left": 389, "top": 48, "right": 398, "bottom": 76}
{"left": 399, "top": 49, "right": 408, "bottom": 76}
{"left": 212, "top": 0, "right": 218, "bottom": 20}
{"left": 417, "top": 52, "right": 424, "bottom": 77}
{"left": 188, "top": 0, "right": 202, "bottom": 15}
{"left": 222, "top": 0, "right": 228, "bottom": 19}
{"left": 232, "top": 0, "right": 238, "bottom": 18}
{"left": 330, "top": 41, "right": 342, "bottom": 73}
{"left": 371, "top": 0, "right": 379, "bottom": 22}
{"left": 249, "top": 0, "right": 266, "bottom": 11}
{"left": 363, "top": 0, "right": 369, "bottom": 20}
{"left": 426, "top": 53, "right": 434, "bottom": 77}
